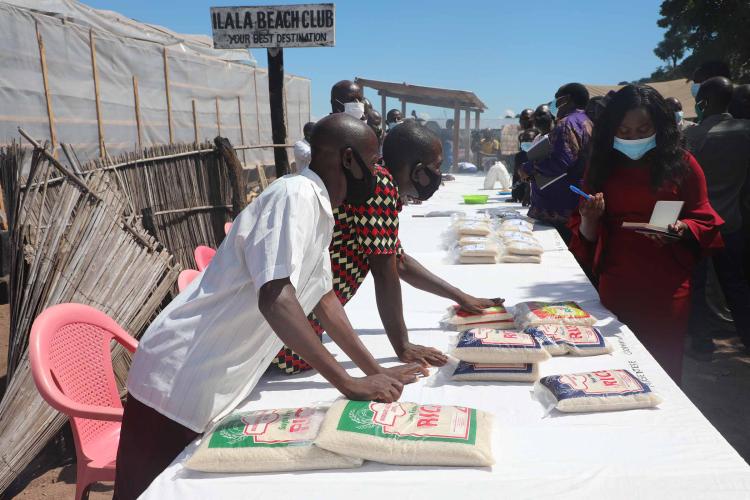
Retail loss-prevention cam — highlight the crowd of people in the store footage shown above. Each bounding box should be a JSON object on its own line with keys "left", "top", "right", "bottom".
{"left": 110, "top": 68, "right": 750, "bottom": 497}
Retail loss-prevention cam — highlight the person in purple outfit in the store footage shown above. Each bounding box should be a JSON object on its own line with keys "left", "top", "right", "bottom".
{"left": 520, "top": 83, "right": 593, "bottom": 243}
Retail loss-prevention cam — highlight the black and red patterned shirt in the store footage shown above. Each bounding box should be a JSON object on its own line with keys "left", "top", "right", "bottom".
{"left": 274, "top": 166, "right": 403, "bottom": 373}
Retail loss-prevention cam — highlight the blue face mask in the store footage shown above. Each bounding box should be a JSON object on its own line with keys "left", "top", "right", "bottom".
{"left": 691, "top": 82, "right": 700, "bottom": 98}
{"left": 549, "top": 97, "right": 559, "bottom": 117}
{"left": 675, "top": 110, "right": 684, "bottom": 123}
{"left": 520, "top": 141, "right": 533, "bottom": 152}
{"left": 613, "top": 134, "right": 657, "bottom": 160}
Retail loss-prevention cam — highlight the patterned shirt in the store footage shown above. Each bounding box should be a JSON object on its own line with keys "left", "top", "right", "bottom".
{"left": 274, "top": 166, "right": 403, "bottom": 373}
{"left": 522, "top": 109, "right": 593, "bottom": 225}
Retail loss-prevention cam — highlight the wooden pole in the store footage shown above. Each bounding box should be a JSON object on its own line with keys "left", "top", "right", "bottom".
{"left": 35, "top": 22, "right": 57, "bottom": 158}
{"left": 453, "top": 107, "right": 460, "bottom": 171}
{"left": 89, "top": 29, "right": 106, "bottom": 158}
{"left": 132, "top": 76, "right": 142, "bottom": 150}
{"left": 401, "top": 99, "right": 406, "bottom": 116}
{"left": 237, "top": 96, "right": 247, "bottom": 165}
{"left": 215, "top": 97, "right": 222, "bottom": 136}
{"left": 464, "top": 109, "right": 471, "bottom": 165}
{"left": 267, "top": 48, "right": 289, "bottom": 178}
{"left": 475, "top": 110, "right": 480, "bottom": 130}
{"left": 192, "top": 99, "right": 199, "bottom": 144}
{"left": 162, "top": 47, "right": 174, "bottom": 143}
{"left": 381, "top": 94, "right": 386, "bottom": 124}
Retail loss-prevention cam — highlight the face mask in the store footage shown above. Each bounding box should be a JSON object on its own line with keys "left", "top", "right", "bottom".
{"left": 342, "top": 146, "right": 376, "bottom": 205}
{"left": 388, "top": 120, "right": 401, "bottom": 130}
{"left": 691, "top": 82, "right": 700, "bottom": 98}
{"left": 411, "top": 163, "right": 442, "bottom": 201}
{"left": 343, "top": 101, "right": 365, "bottom": 120}
{"left": 549, "top": 97, "right": 559, "bottom": 117}
{"left": 612, "top": 134, "right": 657, "bottom": 160}
{"left": 520, "top": 141, "right": 533, "bottom": 152}
{"left": 674, "top": 111, "right": 684, "bottom": 123}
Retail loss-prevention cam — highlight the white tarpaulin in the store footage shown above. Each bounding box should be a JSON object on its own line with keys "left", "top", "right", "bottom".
{"left": 141, "top": 175, "right": 750, "bottom": 500}
{"left": 0, "top": 0, "right": 311, "bottom": 165}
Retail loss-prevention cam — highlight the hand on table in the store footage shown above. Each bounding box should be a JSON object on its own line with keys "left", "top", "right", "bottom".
{"left": 379, "top": 362, "right": 430, "bottom": 383}
{"left": 397, "top": 342, "right": 448, "bottom": 367}
{"left": 457, "top": 294, "right": 505, "bottom": 314}
{"left": 341, "top": 374, "right": 405, "bottom": 402}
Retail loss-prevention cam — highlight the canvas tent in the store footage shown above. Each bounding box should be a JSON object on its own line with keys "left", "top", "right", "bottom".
{"left": 584, "top": 79, "right": 696, "bottom": 119}
{"left": 0, "top": 0, "right": 312, "bottom": 165}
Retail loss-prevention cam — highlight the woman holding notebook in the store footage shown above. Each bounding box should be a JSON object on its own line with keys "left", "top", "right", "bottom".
{"left": 568, "top": 85, "right": 723, "bottom": 384}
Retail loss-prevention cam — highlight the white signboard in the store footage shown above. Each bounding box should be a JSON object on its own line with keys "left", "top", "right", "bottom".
{"left": 211, "top": 4, "right": 335, "bottom": 49}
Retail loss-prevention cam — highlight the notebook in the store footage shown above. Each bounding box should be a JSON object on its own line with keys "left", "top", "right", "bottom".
{"left": 621, "top": 200, "right": 684, "bottom": 237}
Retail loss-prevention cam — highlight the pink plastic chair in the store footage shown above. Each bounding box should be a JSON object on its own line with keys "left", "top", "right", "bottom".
{"left": 194, "top": 245, "right": 216, "bottom": 272}
{"left": 29, "top": 303, "right": 138, "bottom": 500}
{"left": 224, "top": 221, "right": 233, "bottom": 235}
{"left": 177, "top": 269, "right": 201, "bottom": 292}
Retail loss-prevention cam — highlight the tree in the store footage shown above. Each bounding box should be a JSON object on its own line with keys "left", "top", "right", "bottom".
{"left": 655, "top": 0, "right": 750, "bottom": 82}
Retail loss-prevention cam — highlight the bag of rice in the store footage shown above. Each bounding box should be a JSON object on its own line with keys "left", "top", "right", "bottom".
{"left": 451, "top": 328, "right": 551, "bottom": 363}
{"left": 499, "top": 219, "right": 533, "bottom": 233}
{"left": 459, "top": 243, "right": 499, "bottom": 264}
{"left": 442, "top": 304, "right": 515, "bottom": 330}
{"left": 534, "top": 370, "right": 662, "bottom": 413}
{"left": 457, "top": 221, "right": 492, "bottom": 237}
{"left": 185, "top": 407, "right": 363, "bottom": 473}
{"left": 525, "top": 325, "right": 568, "bottom": 356}
{"left": 499, "top": 254, "right": 542, "bottom": 264}
{"left": 458, "top": 236, "right": 494, "bottom": 247}
{"left": 560, "top": 326, "right": 612, "bottom": 356}
{"left": 315, "top": 400, "right": 494, "bottom": 467}
{"left": 503, "top": 239, "right": 544, "bottom": 256}
{"left": 514, "top": 301, "right": 597, "bottom": 328}
{"left": 452, "top": 361, "right": 539, "bottom": 382}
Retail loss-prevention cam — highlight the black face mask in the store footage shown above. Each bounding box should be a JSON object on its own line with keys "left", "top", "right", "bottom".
{"left": 342, "top": 145, "right": 377, "bottom": 205}
{"left": 412, "top": 163, "right": 442, "bottom": 201}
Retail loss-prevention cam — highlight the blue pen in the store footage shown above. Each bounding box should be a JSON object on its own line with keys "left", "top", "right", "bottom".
{"left": 569, "top": 184, "right": 593, "bottom": 200}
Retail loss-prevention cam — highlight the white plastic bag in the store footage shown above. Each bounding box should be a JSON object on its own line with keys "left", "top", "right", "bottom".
{"left": 483, "top": 161, "right": 512, "bottom": 190}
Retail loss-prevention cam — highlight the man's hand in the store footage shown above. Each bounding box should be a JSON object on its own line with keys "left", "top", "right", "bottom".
{"left": 379, "top": 362, "right": 430, "bottom": 383}
{"left": 341, "top": 374, "right": 404, "bottom": 402}
{"left": 396, "top": 342, "right": 448, "bottom": 367}
{"left": 457, "top": 294, "right": 504, "bottom": 314}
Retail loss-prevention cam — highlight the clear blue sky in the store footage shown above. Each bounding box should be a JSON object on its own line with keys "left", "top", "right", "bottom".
{"left": 87, "top": 0, "right": 667, "bottom": 122}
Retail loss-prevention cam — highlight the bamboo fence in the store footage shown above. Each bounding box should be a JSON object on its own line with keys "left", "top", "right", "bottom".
{"left": 0, "top": 142, "right": 180, "bottom": 494}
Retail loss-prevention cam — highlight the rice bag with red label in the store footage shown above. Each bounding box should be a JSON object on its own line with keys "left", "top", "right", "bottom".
{"left": 315, "top": 400, "right": 494, "bottom": 466}
{"left": 451, "top": 328, "right": 551, "bottom": 363}
{"left": 185, "top": 407, "right": 363, "bottom": 472}
{"left": 452, "top": 361, "right": 539, "bottom": 382}
{"left": 514, "top": 301, "right": 597, "bottom": 329}
{"left": 442, "top": 304, "right": 515, "bottom": 331}
{"left": 533, "top": 370, "right": 662, "bottom": 413}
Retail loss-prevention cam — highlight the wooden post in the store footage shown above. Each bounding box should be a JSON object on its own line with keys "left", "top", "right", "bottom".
{"left": 475, "top": 110, "right": 480, "bottom": 130}
{"left": 464, "top": 109, "right": 471, "bottom": 165}
{"left": 267, "top": 48, "right": 289, "bottom": 178}
{"left": 453, "top": 107, "right": 460, "bottom": 171}
{"left": 89, "top": 29, "right": 105, "bottom": 158}
{"left": 132, "top": 76, "right": 142, "bottom": 150}
{"left": 253, "top": 69, "right": 261, "bottom": 143}
{"left": 215, "top": 97, "right": 222, "bottom": 136}
{"left": 192, "top": 99, "right": 199, "bottom": 144}
{"left": 214, "top": 136, "right": 247, "bottom": 215}
{"left": 162, "top": 47, "right": 174, "bottom": 143}
{"left": 401, "top": 99, "right": 406, "bottom": 116}
{"left": 35, "top": 22, "right": 57, "bottom": 158}
{"left": 237, "top": 96, "right": 247, "bottom": 165}
{"left": 381, "top": 94, "right": 386, "bottom": 124}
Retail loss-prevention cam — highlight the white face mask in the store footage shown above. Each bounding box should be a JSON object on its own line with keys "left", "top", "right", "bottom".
{"left": 344, "top": 101, "right": 365, "bottom": 120}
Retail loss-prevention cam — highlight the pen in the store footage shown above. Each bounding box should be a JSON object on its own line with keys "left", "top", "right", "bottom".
{"left": 569, "top": 184, "right": 593, "bottom": 200}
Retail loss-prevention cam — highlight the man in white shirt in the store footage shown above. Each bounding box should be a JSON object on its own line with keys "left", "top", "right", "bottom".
{"left": 114, "top": 114, "right": 425, "bottom": 499}
{"left": 293, "top": 121, "right": 314, "bottom": 171}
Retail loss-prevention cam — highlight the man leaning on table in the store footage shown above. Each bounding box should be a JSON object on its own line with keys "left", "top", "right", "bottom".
{"left": 113, "top": 114, "right": 427, "bottom": 499}
{"left": 274, "top": 120, "right": 500, "bottom": 374}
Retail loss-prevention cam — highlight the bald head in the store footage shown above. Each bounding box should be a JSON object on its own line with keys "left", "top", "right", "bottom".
{"left": 519, "top": 108, "right": 534, "bottom": 129}
{"left": 330, "top": 80, "right": 364, "bottom": 113}
{"left": 730, "top": 84, "right": 750, "bottom": 119}
{"left": 309, "top": 113, "right": 379, "bottom": 206}
{"left": 664, "top": 97, "right": 682, "bottom": 113}
{"left": 698, "top": 76, "right": 734, "bottom": 115}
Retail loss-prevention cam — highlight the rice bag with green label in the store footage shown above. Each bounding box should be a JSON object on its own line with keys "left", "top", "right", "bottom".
{"left": 185, "top": 407, "right": 363, "bottom": 473}
{"left": 315, "top": 400, "right": 494, "bottom": 466}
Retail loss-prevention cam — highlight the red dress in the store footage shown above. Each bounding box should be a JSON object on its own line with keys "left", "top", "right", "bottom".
{"left": 569, "top": 152, "right": 723, "bottom": 383}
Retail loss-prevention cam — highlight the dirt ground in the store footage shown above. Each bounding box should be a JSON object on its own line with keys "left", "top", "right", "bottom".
{"left": 0, "top": 304, "right": 748, "bottom": 499}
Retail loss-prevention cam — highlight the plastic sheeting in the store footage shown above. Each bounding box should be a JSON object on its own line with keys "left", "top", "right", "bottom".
{"left": 0, "top": 1, "right": 311, "bottom": 165}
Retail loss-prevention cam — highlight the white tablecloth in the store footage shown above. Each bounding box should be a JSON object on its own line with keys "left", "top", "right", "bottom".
{"left": 141, "top": 175, "right": 750, "bottom": 500}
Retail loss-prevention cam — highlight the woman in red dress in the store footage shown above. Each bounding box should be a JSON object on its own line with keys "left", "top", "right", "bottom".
{"left": 569, "top": 85, "right": 723, "bottom": 384}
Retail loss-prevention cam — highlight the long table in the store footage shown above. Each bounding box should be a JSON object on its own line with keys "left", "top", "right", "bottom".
{"left": 141, "top": 174, "right": 750, "bottom": 500}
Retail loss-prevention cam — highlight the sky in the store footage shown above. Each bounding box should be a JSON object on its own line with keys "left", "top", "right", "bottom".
{"left": 87, "top": 0, "right": 668, "bottom": 124}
